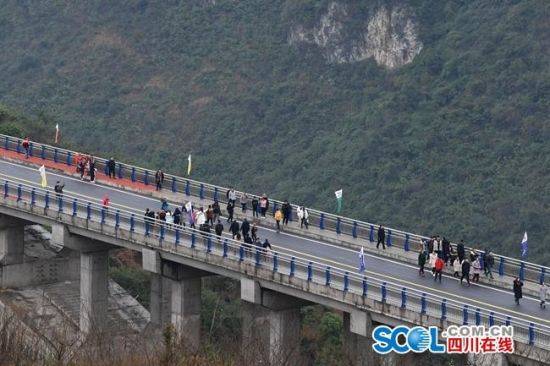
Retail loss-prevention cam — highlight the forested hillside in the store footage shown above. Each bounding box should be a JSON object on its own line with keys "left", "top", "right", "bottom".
{"left": 0, "top": 0, "right": 548, "bottom": 264}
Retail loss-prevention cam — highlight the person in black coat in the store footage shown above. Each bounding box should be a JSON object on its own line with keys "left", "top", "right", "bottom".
{"left": 173, "top": 207, "right": 182, "bottom": 226}
{"left": 281, "top": 201, "right": 291, "bottom": 226}
{"left": 442, "top": 237, "right": 451, "bottom": 264}
{"left": 227, "top": 201, "right": 234, "bottom": 222}
{"left": 513, "top": 277, "right": 523, "bottom": 305}
{"left": 456, "top": 240, "right": 465, "bottom": 263}
{"left": 108, "top": 157, "right": 116, "bottom": 179}
{"left": 461, "top": 259, "right": 471, "bottom": 286}
{"left": 230, "top": 220, "right": 240, "bottom": 239}
{"left": 215, "top": 220, "right": 224, "bottom": 237}
{"left": 376, "top": 225, "right": 386, "bottom": 250}
{"left": 241, "top": 218, "right": 250, "bottom": 238}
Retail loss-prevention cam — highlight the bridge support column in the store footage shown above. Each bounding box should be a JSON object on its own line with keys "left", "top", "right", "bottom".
{"left": 343, "top": 310, "right": 378, "bottom": 366}
{"left": 80, "top": 249, "right": 109, "bottom": 334}
{"left": 142, "top": 249, "right": 208, "bottom": 352}
{"left": 240, "top": 278, "right": 306, "bottom": 365}
{"left": 0, "top": 215, "right": 26, "bottom": 265}
{"left": 52, "top": 224, "right": 114, "bottom": 334}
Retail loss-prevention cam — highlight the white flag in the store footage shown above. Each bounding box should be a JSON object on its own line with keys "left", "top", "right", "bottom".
{"left": 187, "top": 154, "right": 192, "bottom": 175}
{"left": 38, "top": 165, "right": 47, "bottom": 188}
{"left": 334, "top": 189, "right": 343, "bottom": 199}
{"left": 55, "top": 124, "right": 60, "bottom": 143}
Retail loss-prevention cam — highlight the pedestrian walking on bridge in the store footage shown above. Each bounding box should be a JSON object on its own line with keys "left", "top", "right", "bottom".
{"left": 108, "top": 157, "right": 116, "bottom": 179}
{"left": 460, "top": 259, "right": 471, "bottom": 286}
{"left": 54, "top": 181, "right": 65, "bottom": 199}
{"left": 155, "top": 169, "right": 164, "bottom": 191}
{"left": 418, "top": 250, "right": 426, "bottom": 276}
{"left": 274, "top": 209, "right": 282, "bottom": 232}
{"left": 513, "top": 277, "right": 523, "bottom": 305}
{"left": 22, "top": 137, "right": 30, "bottom": 158}
{"left": 484, "top": 250, "right": 494, "bottom": 279}
{"left": 540, "top": 283, "right": 548, "bottom": 309}
{"left": 434, "top": 256, "right": 444, "bottom": 283}
{"left": 376, "top": 225, "right": 386, "bottom": 250}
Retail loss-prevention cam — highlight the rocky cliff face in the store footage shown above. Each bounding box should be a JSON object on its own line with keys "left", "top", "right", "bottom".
{"left": 288, "top": 2, "right": 423, "bottom": 69}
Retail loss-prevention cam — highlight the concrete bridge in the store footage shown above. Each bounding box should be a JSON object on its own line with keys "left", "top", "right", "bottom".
{"left": 0, "top": 134, "right": 549, "bottom": 365}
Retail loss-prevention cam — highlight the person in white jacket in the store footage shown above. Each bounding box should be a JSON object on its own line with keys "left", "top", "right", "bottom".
{"left": 540, "top": 283, "right": 549, "bottom": 309}
{"left": 297, "top": 206, "right": 309, "bottom": 229}
{"left": 452, "top": 257, "right": 461, "bottom": 278}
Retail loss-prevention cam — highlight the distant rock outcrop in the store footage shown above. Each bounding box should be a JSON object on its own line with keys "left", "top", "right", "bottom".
{"left": 288, "top": 2, "right": 423, "bottom": 69}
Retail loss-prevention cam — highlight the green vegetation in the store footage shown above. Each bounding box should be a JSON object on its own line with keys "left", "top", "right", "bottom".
{"left": 0, "top": 0, "right": 548, "bottom": 264}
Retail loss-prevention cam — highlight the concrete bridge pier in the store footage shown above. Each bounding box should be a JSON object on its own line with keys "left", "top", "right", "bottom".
{"left": 52, "top": 224, "right": 114, "bottom": 334}
{"left": 0, "top": 215, "right": 26, "bottom": 264}
{"left": 142, "top": 249, "right": 208, "bottom": 352}
{"left": 240, "top": 278, "right": 307, "bottom": 366}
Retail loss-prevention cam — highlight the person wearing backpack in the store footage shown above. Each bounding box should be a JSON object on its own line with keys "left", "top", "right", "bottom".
{"left": 215, "top": 220, "right": 224, "bottom": 238}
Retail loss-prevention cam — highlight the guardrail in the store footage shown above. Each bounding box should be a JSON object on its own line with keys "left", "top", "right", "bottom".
{"left": 1, "top": 134, "right": 547, "bottom": 288}
{"left": 1, "top": 178, "right": 549, "bottom": 351}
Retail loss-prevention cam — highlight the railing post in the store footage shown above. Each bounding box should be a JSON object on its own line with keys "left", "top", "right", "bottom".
{"left": 72, "top": 199, "right": 77, "bottom": 216}
{"left": 17, "top": 184, "right": 22, "bottom": 201}
{"left": 462, "top": 305, "right": 469, "bottom": 325}
{"left": 213, "top": 187, "right": 218, "bottom": 202}
{"left": 239, "top": 245, "right": 244, "bottom": 262}
{"left": 117, "top": 163, "right": 123, "bottom": 178}
{"left": 175, "top": 228, "right": 180, "bottom": 246}
{"left": 475, "top": 308, "right": 481, "bottom": 326}
{"left": 362, "top": 277, "right": 368, "bottom": 297}
{"left": 307, "top": 262, "right": 313, "bottom": 281}
{"left": 336, "top": 218, "right": 341, "bottom": 234}
{"left": 28, "top": 142, "right": 33, "bottom": 157}
{"left": 41, "top": 145, "right": 45, "bottom": 160}
{"left": 86, "top": 202, "right": 91, "bottom": 220}
{"left": 255, "top": 249, "right": 260, "bottom": 266}
{"left": 144, "top": 171, "right": 149, "bottom": 185}
{"left": 404, "top": 234, "right": 410, "bottom": 251}
{"left": 529, "top": 323, "right": 535, "bottom": 345}
{"left": 519, "top": 262, "right": 525, "bottom": 282}
{"left": 540, "top": 268, "right": 545, "bottom": 285}
{"left": 104, "top": 161, "right": 109, "bottom": 175}
{"left": 66, "top": 151, "right": 72, "bottom": 166}
{"left": 369, "top": 225, "right": 374, "bottom": 242}
{"left": 207, "top": 236, "right": 212, "bottom": 253}
{"left": 100, "top": 208, "right": 106, "bottom": 224}
{"left": 401, "top": 288, "right": 407, "bottom": 309}
{"left": 115, "top": 210, "right": 120, "bottom": 228}
{"left": 222, "top": 239, "right": 228, "bottom": 257}
{"left": 45, "top": 191, "right": 50, "bottom": 209}
{"left": 31, "top": 188, "right": 36, "bottom": 206}
{"left": 290, "top": 257, "right": 296, "bottom": 277}
{"left": 16, "top": 140, "right": 21, "bottom": 153}
{"left": 381, "top": 282, "right": 387, "bottom": 303}
{"left": 191, "top": 233, "right": 196, "bottom": 248}
{"left": 53, "top": 149, "right": 58, "bottom": 163}
{"left": 130, "top": 214, "right": 135, "bottom": 232}
{"left": 200, "top": 184, "right": 204, "bottom": 200}
{"left": 272, "top": 202, "right": 277, "bottom": 216}
{"left": 145, "top": 221, "right": 150, "bottom": 236}
{"left": 387, "top": 230, "right": 392, "bottom": 247}
{"left": 441, "top": 299, "right": 447, "bottom": 320}
{"left": 3, "top": 181, "right": 8, "bottom": 198}
{"left": 171, "top": 177, "right": 176, "bottom": 193}
{"left": 325, "top": 267, "right": 331, "bottom": 286}
{"left": 352, "top": 222, "right": 357, "bottom": 238}
{"left": 489, "top": 312, "right": 495, "bottom": 327}
{"left": 4, "top": 136, "right": 8, "bottom": 150}
{"left": 131, "top": 167, "right": 136, "bottom": 182}
{"left": 344, "top": 272, "right": 349, "bottom": 292}
{"left": 273, "top": 252, "right": 279, "bottom": 272}
{"left": 499, "top": 257, "right": 504, "bottom": 276}
{"left": 58, "top": 196, "right": 63, "bottom": 212}
{"left": 319, "top": 213, "right": 325, "bottom": 230}
{"left": 421, "top": 293, "right": 427, "bottom": 314}
{"left": 185, "top": 180, "right": 190, "bottom": 196}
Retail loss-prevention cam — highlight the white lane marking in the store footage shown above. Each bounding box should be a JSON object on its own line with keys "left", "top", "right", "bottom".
{"left": 270, "top": 242, "right": 550, "bottom": 326}
{"left": 0, "top": 162, "right": 541, "bottom": 307}
{"left": 1, "top": 166, "right": 546, "bottom": 327}
{"left": 256, "top": 225, "right": 541, "bottom": 303}
{"left": 0, "top": 160, "right": 162, "bottom": 204}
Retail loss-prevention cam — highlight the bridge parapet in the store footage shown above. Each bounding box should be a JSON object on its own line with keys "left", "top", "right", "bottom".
{"left": 0, "top": 178, "right": 549, "bottom": 363}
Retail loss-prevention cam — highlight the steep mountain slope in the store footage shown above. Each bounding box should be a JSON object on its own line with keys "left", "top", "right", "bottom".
{"left": 0, "top": 0, "right": 548, "bottom": 263}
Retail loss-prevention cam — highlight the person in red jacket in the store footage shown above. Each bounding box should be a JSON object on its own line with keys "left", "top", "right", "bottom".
{"left": 22, "top": 137, "right": 30, "bottom": 158}
{"left": 434, "top": 256, "right": 444, "bottom": 283}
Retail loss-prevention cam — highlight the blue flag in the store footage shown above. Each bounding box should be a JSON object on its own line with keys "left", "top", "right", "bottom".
{"left": 359, "top": 246, "right": 366, "bottom": 273}
{"left": 520, "top": 232, "right": 528, "bottom": 258}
